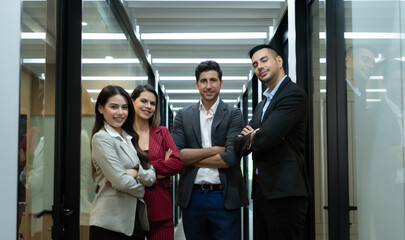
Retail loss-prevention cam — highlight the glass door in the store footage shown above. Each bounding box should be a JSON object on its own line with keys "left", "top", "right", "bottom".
{"left": 345, "top": 1, "right": 405, "bottom": 239}
{"left": 310, "top": 1, "right": 329, "bottom": 239}
{"left": 18, "top": 0, "right": 57, "bottom": 239}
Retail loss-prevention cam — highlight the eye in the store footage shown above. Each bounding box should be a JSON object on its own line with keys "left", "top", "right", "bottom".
{"left": 122, "top": 105, "right": 128, "bottom": 110}
{"left": 150, "top": 102, "right": 156, "bottom": 106}
{"left": 141, "top": 99, "right": 148, "bottom": 103}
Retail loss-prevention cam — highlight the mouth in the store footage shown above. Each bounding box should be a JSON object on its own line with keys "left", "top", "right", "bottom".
{"left": 113, "top": 117, "right": 125, "bottom": 123}
{"left": 259, "top": 70, "right": 268, "bottom": 77}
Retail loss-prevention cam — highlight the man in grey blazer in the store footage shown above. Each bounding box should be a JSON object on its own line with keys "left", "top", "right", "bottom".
{"left": 171, "top": 60, "right": 248, "bottom": 240}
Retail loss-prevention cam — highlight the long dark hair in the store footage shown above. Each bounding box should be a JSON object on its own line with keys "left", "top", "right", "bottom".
{"left": 130, "top": 84, "right": 160, "bottom": 128}
{"left": 92, "top": 85, "right": 150, "bottom": 170}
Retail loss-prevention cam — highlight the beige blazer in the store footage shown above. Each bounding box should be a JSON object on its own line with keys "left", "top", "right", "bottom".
{"left": 89, "top": 126, "right": 156, "bottom": 236}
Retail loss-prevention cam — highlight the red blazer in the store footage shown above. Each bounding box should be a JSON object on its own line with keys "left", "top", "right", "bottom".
{"left": 144, "top": 126, "right": 182, "bottom": 221}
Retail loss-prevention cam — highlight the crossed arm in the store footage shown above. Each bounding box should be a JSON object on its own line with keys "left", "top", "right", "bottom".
{"left": 180, "top": 146, "right": 227, "bottom": 168}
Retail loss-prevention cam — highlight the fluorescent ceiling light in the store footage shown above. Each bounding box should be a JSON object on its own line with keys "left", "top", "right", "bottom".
{"left": 320, "top": 75, "right": 383, "bottom": 81}
{"left": 319, "top": 32, "right": 405, "bottom": 39}
{"left": 166, "top": 89, "right": 242, "bottom": 94}
{"left": 22, "top": 32, "right": 127, "bottom": 40}
{"left": 87, "top": 89, "right": 134, "bottom": 94}
{"left": 127, "top": 0, "right": 283, "bottom": 1}
{"left": 23, "top": 58, "right": 140, "bottom": 64}
{"left": 82, "top": 76, "right": 148, "bottom": 81}
{"left": 83, "top": 33, "right": 126, "bottom": 40}
{"left": 21, "top": 32, "right": 46, "bottom": 39}
{"left": 160, "top": 76, "right": 248, "bottom": 81}
{"left": 153, "top": 58, "right": 250, "bottom": 64}
{"left": 82, "top": 58, "right": 140, "bottom": 64}
{"left": 141, "top": 32, "right": 267, "bottom": 40}
{"left": 22, "top": 58, "right": 45, "bottom": 64}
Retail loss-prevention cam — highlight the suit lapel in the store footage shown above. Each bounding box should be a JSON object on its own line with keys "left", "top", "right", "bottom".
{"left": 191, "top": 103, "right": 202, "bottom": 147}
{"left": 148, "top": 127, "right": 162, "bottom": 160}
{"left": 251, "top": 100, "right": 265, "bottom": 128}
{"left": 262, "top": 77, "right": 291, "bottom": 122}
{"left": 118, "top": 138, "right": 138, "bottom": 165}
{"left": 211, "top": 100, "right": 227, "bottom": 144}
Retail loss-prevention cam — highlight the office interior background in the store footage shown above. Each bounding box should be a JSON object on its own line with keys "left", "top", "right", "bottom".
{"left": 1, "top": 0, "right": 405, "bottom": 239}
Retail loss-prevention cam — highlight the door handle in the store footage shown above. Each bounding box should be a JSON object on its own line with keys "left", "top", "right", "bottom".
{"left": 35, "top": 209, "right": 52, "bottom": 218}
{"left": 34, "top": 208, "right": 74, "bottom": 218}
{"left": 322, "top": 205, "right": 357, "bottom": 211}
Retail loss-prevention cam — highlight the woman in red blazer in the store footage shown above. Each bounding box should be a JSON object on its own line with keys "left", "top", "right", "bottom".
{"left": 131, "top": 84, "right": 183, "bottom": 240}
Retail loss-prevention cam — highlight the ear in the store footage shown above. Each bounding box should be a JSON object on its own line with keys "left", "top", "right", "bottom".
{"left": 195, "top": 81, "right": 199, "bottom": 89}
{"left": 220, "top": 79, "right": 224, "bottom": 88}
{"left": 97, "top": 105, "right": 104, "bottom": 115}
{"left": 276, "top": 56, "right": 283, "bottom": 68}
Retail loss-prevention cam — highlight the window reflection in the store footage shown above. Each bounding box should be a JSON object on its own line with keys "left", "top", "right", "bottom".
{"left": 346, "top": 0, "right": 405, "bottom": 239}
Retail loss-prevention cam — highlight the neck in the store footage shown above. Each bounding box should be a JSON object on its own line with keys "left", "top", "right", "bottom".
{"left": 133, "top": 117, "right": 150, "bottom": 133}
{"left": 202, "top": 98, "right": 217, "bottom": 113}
{"left": 267, "top": 74, "right": 286, "bottom": 91}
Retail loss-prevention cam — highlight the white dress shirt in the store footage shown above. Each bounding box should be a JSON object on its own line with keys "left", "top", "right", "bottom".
{"left": 194, "top": 98, "right": 221, "bottom": 184}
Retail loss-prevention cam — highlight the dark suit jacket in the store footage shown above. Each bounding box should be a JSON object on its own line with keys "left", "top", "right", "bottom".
{"left": 144, "top": 126, "right": 183, "bottom": 222}
{"left": 235, "top": 77, "right": 310, "bottom": 200}
{"left": 171, "top": 99, "right": 249, "bottom": 210}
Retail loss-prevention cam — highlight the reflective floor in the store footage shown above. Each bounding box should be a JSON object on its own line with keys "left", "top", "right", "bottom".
{"left": 174, "top": 220, "right": 186, "bottom": 240}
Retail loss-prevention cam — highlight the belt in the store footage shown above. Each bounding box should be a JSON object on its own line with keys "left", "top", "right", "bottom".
{"left": 194, "top": 184, "right": 223, "bottom": 191}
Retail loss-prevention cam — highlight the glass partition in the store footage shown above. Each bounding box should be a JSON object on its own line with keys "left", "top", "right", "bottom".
{"left": 310, "top": 1, "right": 328, "bottom": 239}
{"left": 345, "top": 1, "right": 405, "bottom": 239}
{"left": 80, "top": 1, "right": 148, "bottom": 239}
{"left": 18, "top": 0, "right": 57, "bottom": 239}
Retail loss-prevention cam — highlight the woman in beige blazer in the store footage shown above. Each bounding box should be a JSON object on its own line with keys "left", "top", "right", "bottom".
{"left": 89, "top": 85, "right": 156, "bottom": 240}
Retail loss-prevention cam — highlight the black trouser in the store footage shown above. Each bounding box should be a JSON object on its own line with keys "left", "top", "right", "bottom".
{"left": 253, "top": 184, "right": 308, "bottom": 240}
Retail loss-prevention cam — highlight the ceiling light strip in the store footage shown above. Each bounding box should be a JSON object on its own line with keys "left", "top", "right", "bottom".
{"left": 153, "top": 58, "right": 251, "bottom": 64}
{"left": 141, "top": 32, "right": 267, "bottom": 40}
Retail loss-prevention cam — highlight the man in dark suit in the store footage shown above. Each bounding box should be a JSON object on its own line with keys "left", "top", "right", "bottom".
{"left": 171, "top": 60, "right": 248, "bottom": 240}
{"left": 235, "top": 44, "right": 310, "bottom": 239}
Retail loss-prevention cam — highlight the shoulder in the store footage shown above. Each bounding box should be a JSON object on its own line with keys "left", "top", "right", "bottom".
{"left": 92, "top": 129, "right": 110, "bottom": 141}
{"left": 150, "top": 126, "right": 168, "bottom": 134}
{"left": 284, "top": 78, "right": 306, "bottom": 94}
{"left": 219, "top": 100, "right": 241, "bottom": 114}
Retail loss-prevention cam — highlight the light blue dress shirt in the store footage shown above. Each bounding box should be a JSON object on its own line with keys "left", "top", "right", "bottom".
{"left": 261, "top": 75, "right": 288, "bottom": 122}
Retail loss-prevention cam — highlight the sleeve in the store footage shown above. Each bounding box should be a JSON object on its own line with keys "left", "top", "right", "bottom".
{"left": 219, "top": 108, "right": 245, "bottom": 168}
{"left": 150, "top": 127, "right": 183, "bottom": 176}
{"left": 234, "top": 117, "right": 255, "bottom": 157}
{"left": 252, "top": 89, "right": 308, "bottom": 157}
{"left": 136, "top": 164, "right": 156, "bottom": 187}
{"left": 171, "top": 109, "right": 186, "bottom": 153}
{"left": 92, "top": 133, "right": 145, "bottom": 198}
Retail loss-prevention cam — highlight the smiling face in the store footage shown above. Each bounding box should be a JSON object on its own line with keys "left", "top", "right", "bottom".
{"left": 133, "top": 90, "right": 156, "bottom": 122}
{"left": 98, "top": 94, "right": 128, "bottom": 133}
{"left": 251, "top": 48, "right": 284, "bottom": 89}
{"left": 195, "top": 70, "right": 223, "bottom": 106}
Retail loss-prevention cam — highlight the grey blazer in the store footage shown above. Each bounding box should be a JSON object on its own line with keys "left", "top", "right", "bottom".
{"left": 171, "top": 100, "right": 248, "bottom": 210}
{"left": 89, "top": 127, "right": 156, "bottom": 236}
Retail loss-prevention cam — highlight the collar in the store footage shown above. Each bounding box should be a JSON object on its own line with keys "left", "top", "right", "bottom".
{"left": 264, "top": 75, "right": 287, "bottom": 100}
{"left": 103, "top": 122, "right": 133, "bottom": 143}
{"left": 199, "top": 97, "right": 220, "bottom": 115}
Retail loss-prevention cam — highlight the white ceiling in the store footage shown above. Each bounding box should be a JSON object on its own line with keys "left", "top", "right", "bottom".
{"left": 124, "top": 0, "right": 287, "bottom": 111}
{"left": 21, "top": 0, "right": 287, "bottom": 113}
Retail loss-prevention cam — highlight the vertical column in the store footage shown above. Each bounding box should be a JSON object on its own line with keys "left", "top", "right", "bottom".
{"left": 0, "top": 0, "right": 21, "bottom": 239}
